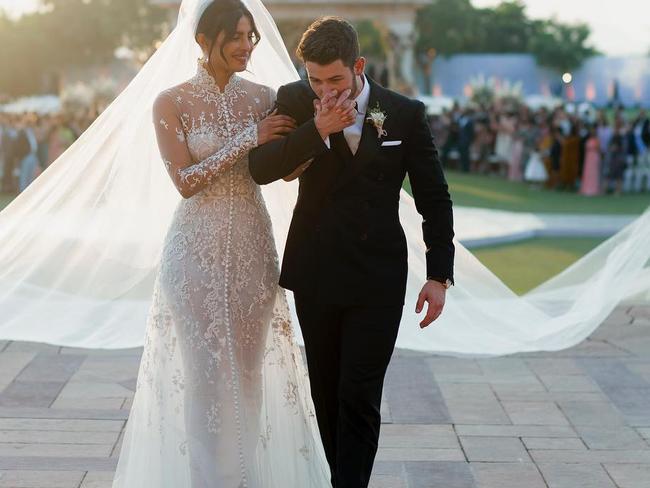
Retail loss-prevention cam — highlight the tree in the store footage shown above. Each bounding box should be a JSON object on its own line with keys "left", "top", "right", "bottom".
{"left": 414, "top": 0, "right": 478, "bottom": 90}
{"left": 528, "top": 18, "right": 598, "bottom": 73}
{"left": 414, "top": 0, "right": 597, "bottom": 74}
{"left": 0, "top": 0, "right": 168, "bottom": 97}
{"left": 415, "top": 0, "right": 478, "bottom": 57}
{"left": 473, "top": 1, "right": 532, "bottom": 53}
{"left": 355, "top": 20, "right": 387, "bottom": 62}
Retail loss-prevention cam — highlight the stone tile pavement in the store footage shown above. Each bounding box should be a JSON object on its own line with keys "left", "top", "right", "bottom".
{"left": 0, "top": 304, "right": 648, "bottom": 487}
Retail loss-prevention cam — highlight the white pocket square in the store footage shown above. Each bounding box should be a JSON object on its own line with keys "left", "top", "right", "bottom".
{"left": 381, "top": 140, "right": 402, "bottom": 147}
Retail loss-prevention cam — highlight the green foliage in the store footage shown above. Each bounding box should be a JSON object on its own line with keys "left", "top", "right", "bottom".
{"left": 415, "top": 0, "right": 598, "bottom": 72}
{"left": 528, "top": 18, "right": 599, "bottom": 72}
{"left": 0, "top": 0, "right": 168, "bottom": 97}
{"left": 415, "top": 0, "right": 477, "bottom": 56}
{"left": 354, "top": 20, "right": 386, "bottom": 61}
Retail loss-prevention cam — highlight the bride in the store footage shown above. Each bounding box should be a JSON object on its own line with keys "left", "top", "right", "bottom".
{"left": 112, "top": 0, "right": 332, "bottom": 486}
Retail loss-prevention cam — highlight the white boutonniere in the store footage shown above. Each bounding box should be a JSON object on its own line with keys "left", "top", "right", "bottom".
{"left": 366, "top": 102, "right": 388, "bottom": 139}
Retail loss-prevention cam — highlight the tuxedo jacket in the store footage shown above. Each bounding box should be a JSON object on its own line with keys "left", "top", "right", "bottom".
{"left": 249, "top": 77, "right": 454, "bottom": 305}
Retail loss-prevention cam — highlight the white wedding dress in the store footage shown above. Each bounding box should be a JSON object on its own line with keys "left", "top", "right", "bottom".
{"left": 111, "top": 63, "right": 331, "bottom": 487}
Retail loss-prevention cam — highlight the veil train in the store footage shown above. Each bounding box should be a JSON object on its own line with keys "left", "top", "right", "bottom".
{"left": 0, "top": 0, "right": 648, "bottom": 357}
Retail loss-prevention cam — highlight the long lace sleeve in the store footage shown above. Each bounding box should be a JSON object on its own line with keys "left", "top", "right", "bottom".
{"left": 152, "top": 91, "right": 258, "bottom": 199}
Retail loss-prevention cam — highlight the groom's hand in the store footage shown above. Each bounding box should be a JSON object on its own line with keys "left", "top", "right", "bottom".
{"left": 314, "top": 89, "right": 357, "bottom": 140}
{"left": 415, "top": 280, "right": 447, "bottom": 328}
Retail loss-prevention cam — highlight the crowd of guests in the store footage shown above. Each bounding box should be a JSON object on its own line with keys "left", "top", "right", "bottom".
{"left": 3, "top": 102, "right": 650, "bottom": 198}
{"left": 432, "top": 103, "right": 650, "bottom": 196}
{"left": 0, "top": 111, "right": 96, "bottom": 194}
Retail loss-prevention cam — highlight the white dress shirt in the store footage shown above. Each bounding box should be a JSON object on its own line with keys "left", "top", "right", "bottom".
{"left": 324, "top": 74, "right": 370, "bottom": 155}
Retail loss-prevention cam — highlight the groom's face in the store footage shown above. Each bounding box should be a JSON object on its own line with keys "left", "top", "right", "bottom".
{"left": 305, "top": 58, "right": 365, "bottom": 101}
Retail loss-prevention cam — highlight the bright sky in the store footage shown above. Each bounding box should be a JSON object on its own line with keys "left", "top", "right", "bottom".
{"left": 473, "top": 0, "right": 650, "bottom": 56}
{"left": 1, "top": 0, "right": 649, "bottom": 56}
{"left": 0, "top": 0, "right": 39, "bottom": 17}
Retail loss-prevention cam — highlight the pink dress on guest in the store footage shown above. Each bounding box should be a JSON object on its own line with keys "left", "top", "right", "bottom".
{"left": 508, "top": 138, "right": 524, "bottom": 181}
{"left": 580, "top": 137, "right": 602, "bottom": 196}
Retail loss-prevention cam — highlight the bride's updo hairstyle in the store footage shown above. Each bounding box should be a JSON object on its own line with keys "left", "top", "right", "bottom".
{"left": 195, "top": 0, "right": 262, "bottom": 63}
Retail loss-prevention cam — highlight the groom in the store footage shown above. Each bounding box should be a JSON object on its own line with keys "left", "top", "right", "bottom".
{"left": 249, "top": 17, "right": 454, "bottom": 488}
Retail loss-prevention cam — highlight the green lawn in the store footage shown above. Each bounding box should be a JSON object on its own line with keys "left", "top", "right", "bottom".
{"left": 404, "top": 170, "right": 650, "bottom": 215}
{"left": 473, "top": 237, "right": 605, "bottom": 295}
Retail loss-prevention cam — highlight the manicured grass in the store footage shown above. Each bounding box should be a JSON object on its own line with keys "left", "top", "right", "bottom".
{"left": 472, "top": 237, "right": 605, "bottom": 295}
{"left": 404, "top": 171, "right": 650, "bottom": 215}
{"left": 0, "top": 193, "right": 15, "bottom": 212}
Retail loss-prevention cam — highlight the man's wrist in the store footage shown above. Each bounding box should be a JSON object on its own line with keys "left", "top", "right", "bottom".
{"left": 427, "top": 277, "right": 453, "bottom": 289}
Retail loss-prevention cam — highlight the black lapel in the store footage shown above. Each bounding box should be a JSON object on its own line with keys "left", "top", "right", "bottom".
{"left": 333, "top": 77, "right": 385, "bottom": 191}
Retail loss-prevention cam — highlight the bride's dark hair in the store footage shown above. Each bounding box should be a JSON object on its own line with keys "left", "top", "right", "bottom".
{"left": 196, "top": 0, "right": 261, "bottom": 63}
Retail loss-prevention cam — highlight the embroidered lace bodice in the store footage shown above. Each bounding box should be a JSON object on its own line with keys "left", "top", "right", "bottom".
{"left": 153, "top": 61, "right": 274, "bottom": 199}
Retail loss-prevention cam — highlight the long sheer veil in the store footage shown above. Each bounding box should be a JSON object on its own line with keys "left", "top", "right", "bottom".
{"left": 0, "top": 0, "right": 648, "bottom": 356}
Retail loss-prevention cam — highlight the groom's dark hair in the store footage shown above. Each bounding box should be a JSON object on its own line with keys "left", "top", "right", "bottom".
{"left": 296, "top": 17, "right": 360, "bottom": 69}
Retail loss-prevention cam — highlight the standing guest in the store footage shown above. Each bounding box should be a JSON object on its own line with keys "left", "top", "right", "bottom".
{"left": 472, "top": 119, "right": 493, "bottom": 173}
{"left": 577, "top": 119, "right": 589, "bottom": 178}
{"left": 47, "top": 115, "right": 76, "bottom": 165}
{"left": 631, "top": 110, "right": 650, "bottom": 192}
{"left": 548, "top": 126, "right": 563, "bottom": 190}
{"left": 519, "top": 115, "right": 538, "bottom": 175}
{"left": 494, "top": 111, "right": 515, "bottom": 174}
{"left": 441, "top": 104, "right": 461, "bottom": 168}
{"left": 18, "top": 118, "right": 40, "bottom": 192}
{"left": 537, "top": 119, "right": 554, "bottom": 188}
{"left": 524, "top": 143, "right": 548, "bottom": 188}
{"left": 0, "top": 114, "right": 8, "bottom": 185}
{"left": 596, "top": 111, "right": 613, "bottom": 181}
{"left": 596, "top": 111, "right": 613, "bottom": 155}
{"left": 580, "top": 125, "right": 602, "bottom": 196}
{"left": 458, "top": 107, "right": 475, "bottom": 173}
{"left": 1, "top": 115, "right": 19, "bottom": 193}
{"left": 35, "top": 117, "right": 51, "bottom": 176}
{"left": 508, "top": 118, "right": 524, "bottom": 181}
{"left": 560, "top": 125, "right": 581, "bottom": 190}
{"left": 606, "top": 122, "right": 628, "bottom": 196}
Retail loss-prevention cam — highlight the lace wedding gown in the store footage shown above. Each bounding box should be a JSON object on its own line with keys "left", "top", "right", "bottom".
{"left": 111, "top": 61, "right": 330, "bottom": 488}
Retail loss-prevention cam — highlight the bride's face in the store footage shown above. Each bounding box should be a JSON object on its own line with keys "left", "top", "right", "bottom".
{"left": 202, "top": 16, "right": 257, "bottom": 74}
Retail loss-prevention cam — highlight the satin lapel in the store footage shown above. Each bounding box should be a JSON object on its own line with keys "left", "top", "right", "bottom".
{"left": 333, "top": 79, "right": 384, "bottom": 191}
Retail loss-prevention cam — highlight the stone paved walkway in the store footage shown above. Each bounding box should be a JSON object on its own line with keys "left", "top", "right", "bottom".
{"left": 0, "top": 304, "right": 649, "bottom": 488}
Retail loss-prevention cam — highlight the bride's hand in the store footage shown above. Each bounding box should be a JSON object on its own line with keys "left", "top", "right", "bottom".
{"left": 257, "top": 109, "right": 297, "bottom": 145}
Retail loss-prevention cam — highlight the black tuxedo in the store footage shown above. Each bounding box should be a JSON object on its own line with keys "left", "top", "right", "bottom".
{"left": 250, "top": 78, "right": 454, "bottom": 304}
{"left": 249, "top": 77, "right": 454, "bottom": 488}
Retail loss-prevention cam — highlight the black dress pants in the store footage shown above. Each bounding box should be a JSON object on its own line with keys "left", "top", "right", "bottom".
{"left": 295, "top": 295, "right": 403, "bottom": 488}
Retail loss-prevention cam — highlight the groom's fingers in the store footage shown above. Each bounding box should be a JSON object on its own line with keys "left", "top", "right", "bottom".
{"left": 340, "top": 105, "right": 357, "bottom": 124}
{"left": 415, "top": 292, "right": 426, "bottom": 314}
{"left": 319, "top": 91, "right": 338, "bottom": 113}
{"left": 420, "top": 302, "right": 442, "bottom": 328}
{"left": 334, "top": 89, "right": 352, "bottom": 111}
